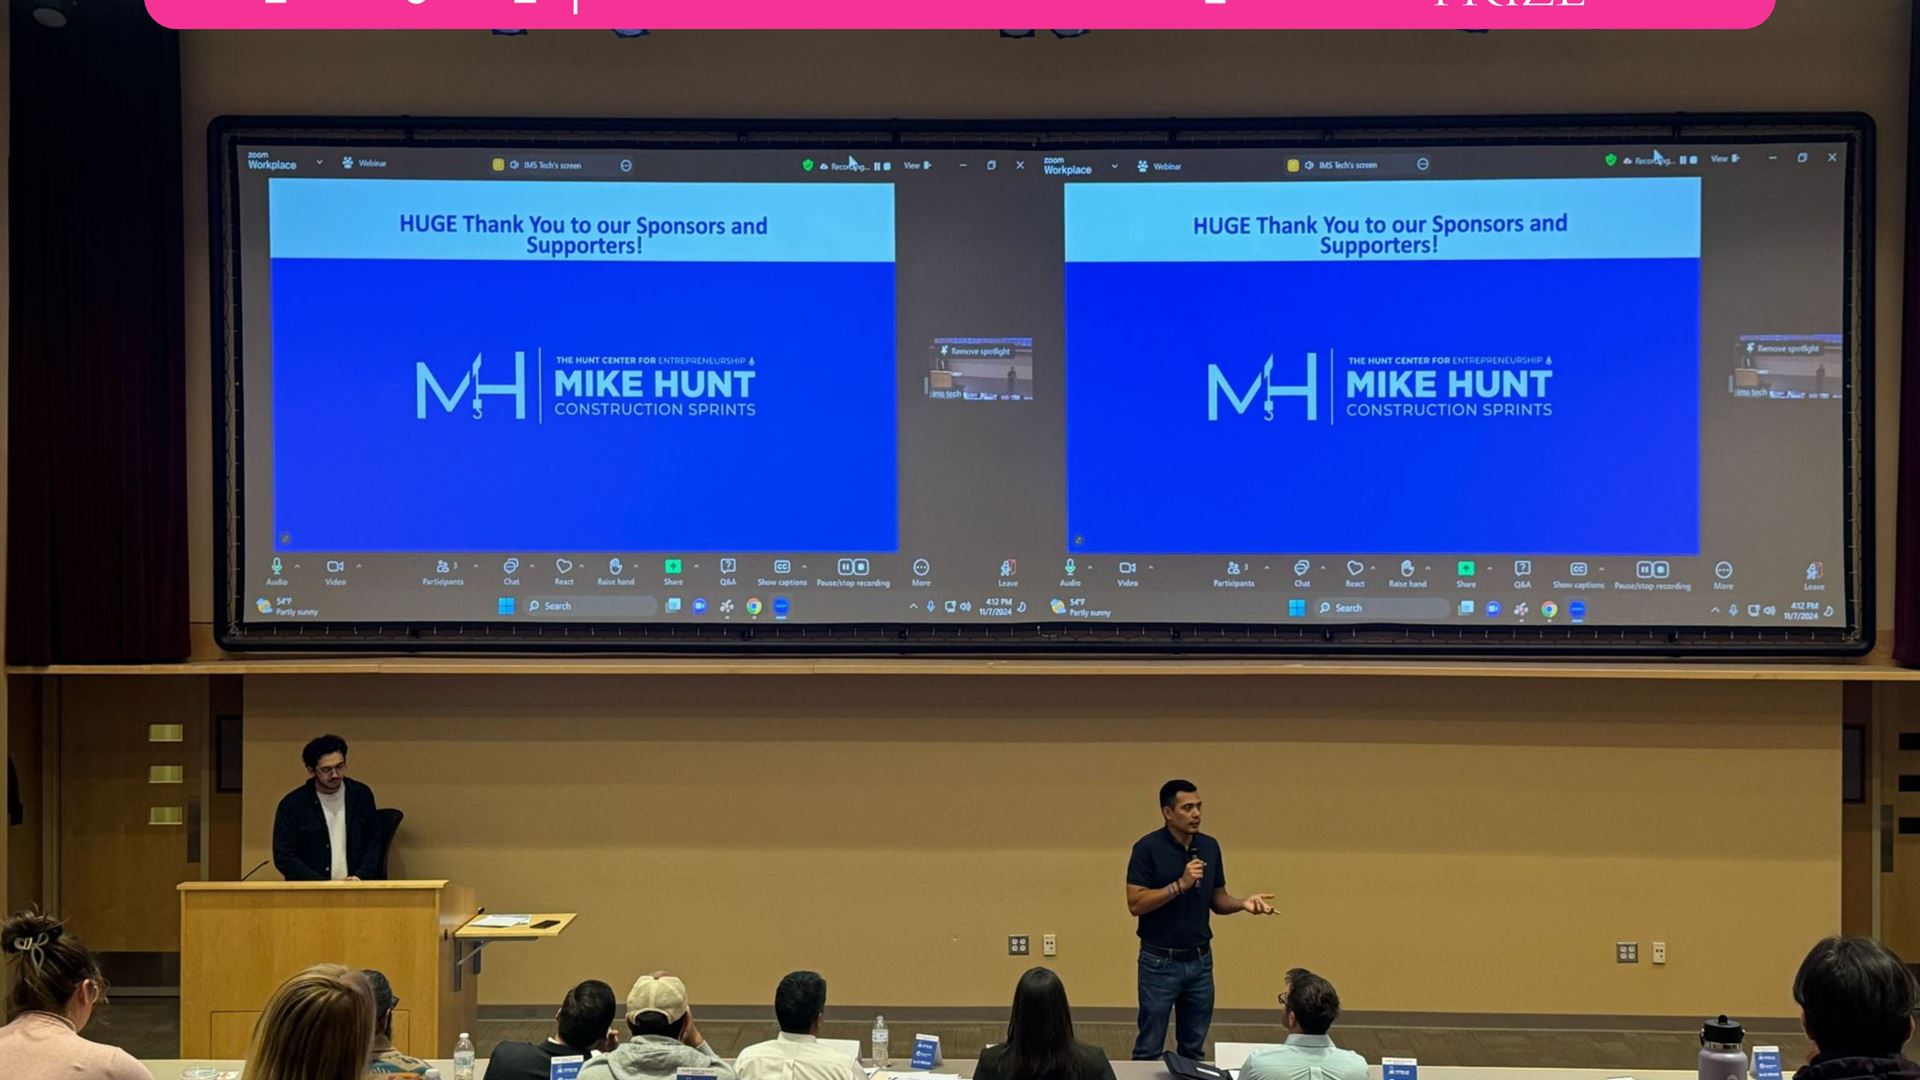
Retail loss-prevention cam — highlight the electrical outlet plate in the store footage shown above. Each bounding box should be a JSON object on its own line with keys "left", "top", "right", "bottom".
{"left": 1042, "top": 933, "right": 1057, "bottom": 957}
{"left": 1651, "top": 941, "right": 1667, "bottom": 965}
{"left": 1008, "top": 935, "right": 1029, "bottom": 956}
{"left": 1616, "top": 941, "right": 1639, "bottom": 963}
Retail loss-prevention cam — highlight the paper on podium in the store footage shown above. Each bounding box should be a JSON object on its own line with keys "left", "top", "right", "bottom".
{"left": 820, "top": 1039, "right": 863, "bottom": 1061}
{"left": 471, "top": 914, "right": 532, "bottom": 928}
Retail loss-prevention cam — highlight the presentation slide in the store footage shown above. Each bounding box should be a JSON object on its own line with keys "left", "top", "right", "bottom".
{"left": 1064, "top": 178, "right": 1702, "bottom": 555}
{"left": 268, "top": 178, "right": 899, "bottom": 553}
{"left": 216, "top": 123, "right": 1863, "bottom": 649}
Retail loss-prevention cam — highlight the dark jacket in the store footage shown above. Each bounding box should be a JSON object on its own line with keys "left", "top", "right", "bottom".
{"left": 272, "top": 777, "right": 382, "bottom": 881}
{"left": 488, "top": 1039, "right": 596, "bottom": 1080}
{"left": 974, "top": 1042, "right": 1116, "bottom": 1080}
{"left": 1796, "top": 1055, "right": 1920, "bottom": 1080}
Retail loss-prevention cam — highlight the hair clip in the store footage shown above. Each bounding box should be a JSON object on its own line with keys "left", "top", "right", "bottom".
{"left": 11, "top": 932, "right": 50, "bottom": 970}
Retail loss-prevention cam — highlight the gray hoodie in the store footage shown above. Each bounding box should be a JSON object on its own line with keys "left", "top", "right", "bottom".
{"left": 578, "top": 1034, "right": 741, "bottom": 1080}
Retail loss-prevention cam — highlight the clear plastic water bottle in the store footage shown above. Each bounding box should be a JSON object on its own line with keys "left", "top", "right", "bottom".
{"left": 872, "top": 1015, "right": 890, "bottom": 1068}
{"left": 454, "top": 1032, "right": 476, "bottom": 1080}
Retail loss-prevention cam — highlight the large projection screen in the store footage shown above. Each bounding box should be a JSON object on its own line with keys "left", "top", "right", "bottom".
{"left": 212, "top": 114, "right": 1873, "bottom": 655}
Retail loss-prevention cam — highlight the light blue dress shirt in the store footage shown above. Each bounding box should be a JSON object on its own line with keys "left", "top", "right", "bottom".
{"left": 1240, "top": 1034, "right": 1370, "bottom": 1080}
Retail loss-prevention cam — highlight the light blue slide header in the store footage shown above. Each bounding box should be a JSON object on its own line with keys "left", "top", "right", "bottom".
{"left": 1064, "top": 177, "right": 1700, "bottom": 263}
{"left": 269, "top": 178, "right": 895, "bottom": 262}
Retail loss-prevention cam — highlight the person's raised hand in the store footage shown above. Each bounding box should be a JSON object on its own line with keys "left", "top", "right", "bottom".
{"left": 1242, "top": 893, "right": 1277, "bottom": 915}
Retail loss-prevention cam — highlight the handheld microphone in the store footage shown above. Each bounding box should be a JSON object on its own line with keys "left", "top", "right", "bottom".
{"left": 239, "top": 858, "right": 271, "bottom": 881}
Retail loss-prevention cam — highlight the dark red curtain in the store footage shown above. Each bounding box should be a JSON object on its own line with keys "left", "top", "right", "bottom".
{"left": 7, "top": 3, "right": 188, "bottom": 664}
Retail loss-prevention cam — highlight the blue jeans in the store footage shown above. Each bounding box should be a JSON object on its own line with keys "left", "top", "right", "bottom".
{"left": 1132, "top": 947, "right": 1213, "bottom": 1060}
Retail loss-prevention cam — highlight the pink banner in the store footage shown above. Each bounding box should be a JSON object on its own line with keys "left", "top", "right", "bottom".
{"left": 147, "top": 0, "right": 1775, "bottom": 32}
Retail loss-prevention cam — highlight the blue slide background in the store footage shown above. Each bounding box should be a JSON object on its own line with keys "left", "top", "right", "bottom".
{"left": 1065, "top": 259, "right": 1701, "bottom": 555}
{"left": 270, "top": 258, "right": 898, "bottom": 552}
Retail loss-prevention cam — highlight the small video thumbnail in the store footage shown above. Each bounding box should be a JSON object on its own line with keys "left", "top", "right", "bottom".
{"left": 1729, "top": 333, "right": 1842, "bottom": 400}
{"left": 926, "top": 336, "right": 1034, "bottom": 401}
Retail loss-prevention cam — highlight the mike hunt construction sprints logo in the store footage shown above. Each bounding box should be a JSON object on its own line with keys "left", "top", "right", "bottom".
{"left": 416, "top": 351, "right": 527, "bottom": 420}
{"left": 1206, "top": 353, "right": 1319, "bottom": 422}
{"left": 414, "top": 349, "right": 761, "bottom": 420}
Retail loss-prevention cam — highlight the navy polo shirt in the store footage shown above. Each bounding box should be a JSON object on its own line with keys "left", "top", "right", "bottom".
{"left": 1127, "top": 827, "right": 1225, "bottom": 949}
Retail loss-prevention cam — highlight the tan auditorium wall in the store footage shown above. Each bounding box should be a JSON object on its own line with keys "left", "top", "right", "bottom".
{"left": 243, "top": 675, "right": 1841, "bottom": 1017}
{"left": 199, "top": 3, "right": 1893, "bottom": 1017}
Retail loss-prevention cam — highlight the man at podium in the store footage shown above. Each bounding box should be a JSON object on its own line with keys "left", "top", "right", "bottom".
{"left": 272, "top": 734, "right": 385, "bottom": 881}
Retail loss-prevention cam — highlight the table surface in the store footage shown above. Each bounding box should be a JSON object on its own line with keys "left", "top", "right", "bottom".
{"left": 453, "top": 911, "right": 579, "bottom": 939}
{"left": 137, "top": 1057, "right": 1703, "bottom": 1080}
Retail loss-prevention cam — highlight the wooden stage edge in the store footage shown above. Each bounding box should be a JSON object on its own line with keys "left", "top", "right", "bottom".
{"left": 10, "top": 650, "right": 1920, "bottom": 683}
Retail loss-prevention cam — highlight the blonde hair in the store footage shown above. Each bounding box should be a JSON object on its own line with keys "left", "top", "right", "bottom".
{"left": 242, "top": 963, "right": 375, "bottom": 1080}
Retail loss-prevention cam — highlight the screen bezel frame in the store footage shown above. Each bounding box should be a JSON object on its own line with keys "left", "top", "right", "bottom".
{"left": 209, "top": 111, "right": 1876, "bottom": 657}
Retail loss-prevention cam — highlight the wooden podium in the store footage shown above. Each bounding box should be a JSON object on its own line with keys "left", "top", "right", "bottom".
{"left": 178, "top": 880, "right": 478, "bottom": 1059}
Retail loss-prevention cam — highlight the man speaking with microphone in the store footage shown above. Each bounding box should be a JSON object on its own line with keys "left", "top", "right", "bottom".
{"left": 1126, "top": 779, "right": 1276, "bottom": 1061}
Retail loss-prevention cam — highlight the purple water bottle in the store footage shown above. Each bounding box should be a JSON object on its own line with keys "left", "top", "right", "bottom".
{"left": 1699, "top": 1015, "right": 1748, "bottom": 1080}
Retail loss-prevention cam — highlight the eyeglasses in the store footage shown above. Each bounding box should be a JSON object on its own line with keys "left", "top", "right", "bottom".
{"left": 1276, "top": 994, "right": 1288, "bottom": 1008}
{"left": 314, "top": 764, "right": 347, "bottom": 778}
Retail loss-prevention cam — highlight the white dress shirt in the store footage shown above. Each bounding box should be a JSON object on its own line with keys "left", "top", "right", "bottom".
{"left": 734, "top": 1032, "right": 866, "bottom": 1080}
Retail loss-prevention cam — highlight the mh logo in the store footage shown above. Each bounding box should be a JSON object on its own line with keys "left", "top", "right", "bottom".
{"left": 1206, "top": 352, "right": 1318, "bottom": 422}
{"left": 415, "top": 351, "right": 527, "bottom": 420}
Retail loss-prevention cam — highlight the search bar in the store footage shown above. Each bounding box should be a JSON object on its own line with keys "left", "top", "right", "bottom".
{"left": 1311, "top": 597, "right": 1453, "bottom": 621}
{"left": 523, "top": 595, "right": 660, "bottom": 617}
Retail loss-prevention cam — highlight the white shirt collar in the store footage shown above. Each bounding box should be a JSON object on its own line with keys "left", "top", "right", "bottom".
{"left": 776, "top": 1032, "right": 819, "bottom": 1044}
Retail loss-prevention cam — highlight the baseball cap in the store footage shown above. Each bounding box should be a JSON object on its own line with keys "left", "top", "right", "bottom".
{"left": 361, "top": 969, "right": 399, "bottom": 1014}
{"left": 626, "top": 974, "right": 689, "bottom": 1024}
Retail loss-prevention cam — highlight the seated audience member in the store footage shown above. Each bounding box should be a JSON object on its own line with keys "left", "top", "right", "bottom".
{"left": 1241, "top": 969, "right": 1368, "bottom": 1080}
{"left": 488, "top": 979, "right": 621, "bottom": 1080}
{"left": 0, "top": 910, "right": 153, "bottom": 1080}
{"left": 579, "top": 974, "right": 739, "bottom": 1080}
{"left": 735, "top": 971, "right": 865, "bottom": 1080}
{"left": 244, "top": 963, "right": 378, "bottom": 1080}
{"left": 1793, "top": 935, "right": 1920, "bottom": 1080}
{"left": 975, "top": 967, "right": 1116, "bottom": 1080}
{"left": 362, "top": 969, "right": 436, "bottom": 1078}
